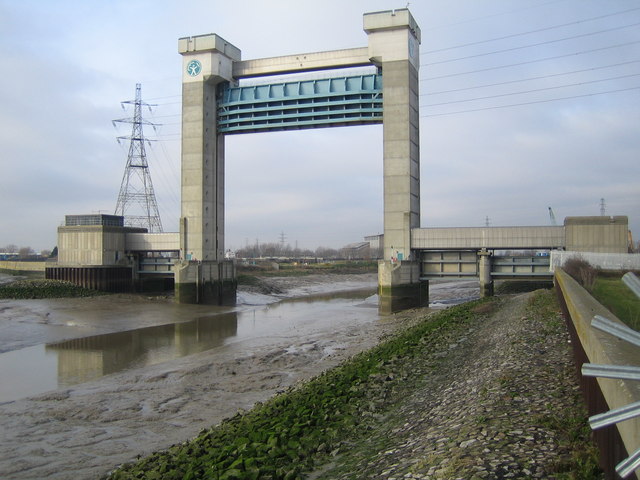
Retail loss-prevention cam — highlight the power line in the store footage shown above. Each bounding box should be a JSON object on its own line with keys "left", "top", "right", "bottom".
{"left": 148, "top": 113, "right": 181, "bottom": 119}
{"left": 424, "top": 21, "right": 640, "bottom": 66}
{"left": 422, "top": 6, "right": 640, "bottom": 54}
{"left": 420, "top": 85, "right": 640, "bottom": 118}
{"left": 423, "top": 0, "right": 569, "bottom": 32}
{"left": 421, "top": 40, "right": 640, "bottom": 81}
{"left": 144, "top": 94, "right": 181, "bottom": 101}
{"left": 422, "top": 72, "right": 640, "bottom": 107}
{"left": 423, "top": 60, "right": 640, "bottom": 96}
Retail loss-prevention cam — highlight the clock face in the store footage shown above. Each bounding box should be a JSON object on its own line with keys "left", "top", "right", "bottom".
{"left": 186, "top": 59, "right": 202, "bottom": 77}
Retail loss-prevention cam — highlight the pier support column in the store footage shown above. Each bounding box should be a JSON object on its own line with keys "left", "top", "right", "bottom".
{"left": 176, "top": 34, "right": 240, "bottom": 304}
{"left": 378, "top": 260, "right": 428, "bottom": 314}
{"left": 478, "top": 249, "right": 494, "bottom": 297}
{"left": 175, "top": 260, "right": 237, "bottom": 305}
{"left": 365, "top": 9, "right": 422, "bottom": 312}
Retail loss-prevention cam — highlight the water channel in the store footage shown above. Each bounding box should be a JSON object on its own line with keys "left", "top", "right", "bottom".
{"left": 0, "top": 275, "right": 478, "bottom": 404}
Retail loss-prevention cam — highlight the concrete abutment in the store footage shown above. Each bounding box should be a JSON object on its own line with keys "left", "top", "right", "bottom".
{"left": 378, "top": 260, "right": 428, "bottom": 314}
{"left": 174, "top": 260, "right": 236, "bottom": 305}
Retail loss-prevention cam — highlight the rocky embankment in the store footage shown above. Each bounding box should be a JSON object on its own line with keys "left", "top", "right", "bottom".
{"left": 309, "top": 290, "right": 600, "bottom": 479}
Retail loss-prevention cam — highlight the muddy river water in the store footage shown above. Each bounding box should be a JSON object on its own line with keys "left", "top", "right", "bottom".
{"left": 0, "top": 274, "right": 477, "bottom": 404}
{"left": 0, "top": 273, "right": 478, "bottom": 479}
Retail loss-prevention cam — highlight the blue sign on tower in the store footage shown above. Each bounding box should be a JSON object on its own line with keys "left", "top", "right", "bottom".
{"left": 186, "top": 59, "right": 202, "bottom": 77}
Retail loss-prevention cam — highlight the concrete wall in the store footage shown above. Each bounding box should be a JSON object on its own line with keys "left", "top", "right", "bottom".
{"left": 550, "top": 250, "right": 640, "bottom": 272}
{"left": 57, "top": 226, "right": 145, "bottom": 266}
{"left": 412, "top": 226, "right": 565, "bottom": 250}
{"left": 0, "top": 261, "right": 46, "bottom": 272}
{"left": 58, "top": 227, "right": 119, "bottom": 266}
{"left": 565, "top": 216, "right": 629, "bottom": 253}
{"left": 125, "top": 232, "right": 180, "bottom": 252}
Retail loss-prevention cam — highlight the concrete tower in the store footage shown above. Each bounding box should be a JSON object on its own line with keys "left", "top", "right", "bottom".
{"left": 175, "top": 35, "right": 240, "bottom": 304}
{"left": 365, "top": 10, "right": 426, "bottom": 313}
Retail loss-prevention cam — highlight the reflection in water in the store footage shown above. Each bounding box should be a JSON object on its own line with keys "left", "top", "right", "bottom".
{"left": 45, "top": 313, "right": 238, "bottom": 387}
{"left": 0, "top": 281, "right": 481, "bottom": 403}
{"left": 0, "top": 287, "right": 392, "bottom": 403}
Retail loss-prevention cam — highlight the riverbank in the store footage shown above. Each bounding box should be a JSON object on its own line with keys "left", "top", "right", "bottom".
{"left": 107, "top": 289, "right": 600, "bottom": 479}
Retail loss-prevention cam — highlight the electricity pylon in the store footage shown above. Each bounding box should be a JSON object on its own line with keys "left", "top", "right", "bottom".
{"left": 113, "top": 83, "right": 163, "bottom": 232}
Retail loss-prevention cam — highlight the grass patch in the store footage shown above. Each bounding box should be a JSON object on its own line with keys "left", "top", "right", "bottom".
{"left": 0, "top": 279, "right": 103, "bottom": 299}
{"left": 534, "top": 408, "right": 601, "bottom": 480}
{"left": 495, "top": 280, "right": 553, "bottom": 294}
{"left": 591, "top": 275, "right": 640, "bottom": 331}
{"left": 236, "top": 274, "right": 262, "bottom": 286}
{"left": 106, "top": 299, "right": 492, "bottom": 480}
{"left": 0, "top": 268, "right": 44, "bottom": 279}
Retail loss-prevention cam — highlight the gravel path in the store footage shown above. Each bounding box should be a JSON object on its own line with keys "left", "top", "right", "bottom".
{"left": 311, "top": 291, "right": 598, "bottom": 479}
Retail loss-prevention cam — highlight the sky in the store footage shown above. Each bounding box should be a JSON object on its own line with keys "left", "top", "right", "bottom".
{"left": 0, "top": 0, "right": 638, "bottom": 252}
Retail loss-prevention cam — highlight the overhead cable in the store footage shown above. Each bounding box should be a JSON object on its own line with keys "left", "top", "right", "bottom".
{"left": 423, "top": 60, "right": 640, "bottom": 96}
{"left": 425, "top": 21, "right": 640, "bottom": 66}
{"left": 422, "top": 72, "right": 640, "bottom": 106}
{"left": 420, "top": 85, "right": 640, "bottom": 118}
{"left": 423, "top": 6, "right": 640, "bottom": 54}
{"left": 421, "top": 40, "right": 640, "bottom": 81}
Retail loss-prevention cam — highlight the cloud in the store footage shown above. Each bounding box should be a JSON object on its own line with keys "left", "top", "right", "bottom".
{"left": 0, "top": 0, "right": 638, "bottom": 251}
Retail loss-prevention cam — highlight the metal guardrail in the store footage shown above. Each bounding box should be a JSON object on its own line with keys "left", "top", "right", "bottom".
{"left": 623, "top": 272, "right": 640, "bottom": 299}
{"left": 581, "top": 273, "right": 640, "bottom": 478}
{"left": 592, "top": 314, "right": 640, "bottom": 348}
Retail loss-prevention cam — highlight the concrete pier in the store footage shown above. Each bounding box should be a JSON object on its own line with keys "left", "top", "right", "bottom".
{"left": 177, "top": 35, "right": 240, "bottom": 305}
{"left": 174, "top": 260, "right": 236, "bottom": 305}
{"left": 478, "top": 249, "right": 494, "bottom": 297}
{"left": 378, "top": 260, "right": 428, "bottom": 314}
{"left": 365, "top": 10, "right": 424, "bottom": 312}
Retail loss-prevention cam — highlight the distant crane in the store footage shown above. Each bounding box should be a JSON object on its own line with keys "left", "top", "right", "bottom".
{"left": 548, "top": 207, "right": 557, "bottom": 226}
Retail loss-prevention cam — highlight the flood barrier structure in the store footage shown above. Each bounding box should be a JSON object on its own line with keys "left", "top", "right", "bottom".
{"left": 176, "top": 9, "right": 423, "bottom": 311}
{"left": 51, "top": 10, "right": 631, "bottom": 313}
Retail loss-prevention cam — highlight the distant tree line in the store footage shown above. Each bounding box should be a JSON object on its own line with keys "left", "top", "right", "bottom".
{"left": 0, "top": 244, "right": 56, "bottom": 260}
{"left": 234, "top": 242, "right": 341, "bottom": 260}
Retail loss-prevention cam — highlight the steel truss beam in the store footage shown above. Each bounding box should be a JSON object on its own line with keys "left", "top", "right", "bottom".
{"left": 217, "top": 73, "right": 382, "bottom": 134}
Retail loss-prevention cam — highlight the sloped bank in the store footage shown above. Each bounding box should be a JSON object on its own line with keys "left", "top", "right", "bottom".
{"left": 107, "top": 290, "right": 599, "bottom": 479}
